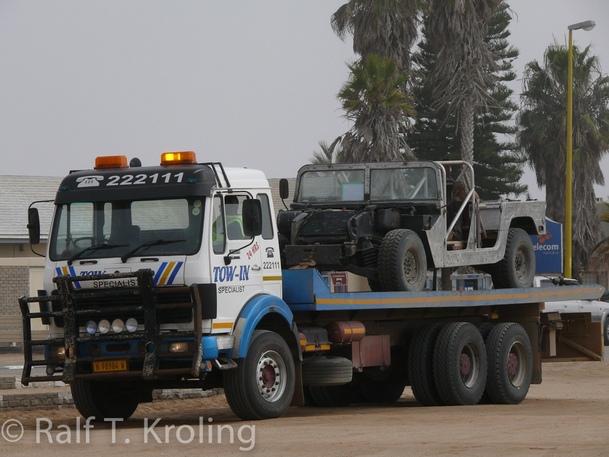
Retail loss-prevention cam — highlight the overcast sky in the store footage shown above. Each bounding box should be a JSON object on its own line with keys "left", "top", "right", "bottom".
{"left": 1, "top": 1, "right": 609, "bottom": 201}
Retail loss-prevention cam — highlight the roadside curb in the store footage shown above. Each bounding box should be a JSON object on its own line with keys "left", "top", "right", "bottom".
{"left": 0, "top": 377, "right": 224, "bottom": 412}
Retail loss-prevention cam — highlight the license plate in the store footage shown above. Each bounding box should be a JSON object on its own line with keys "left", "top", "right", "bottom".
{"left": 93, "top": 359, "right": 127, "bottom": 373}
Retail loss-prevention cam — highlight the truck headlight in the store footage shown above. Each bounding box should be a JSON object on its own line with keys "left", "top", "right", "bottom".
{"left": 169, "top": 342, "right": 190, "bottom": 353}
{"left": 126, "top": 318, "right": 138, "bottom": 333}
{"left": 98, "top": 319, "right": 110, "bottom": 334}
{"left": 85, "top": 320, "right": 97, "bottom": 335}
{"left": 112, "top": 318, "right": 125, "bottom": 333}
{"left": 53, "top": 346, "right": 66, "bottom": 359}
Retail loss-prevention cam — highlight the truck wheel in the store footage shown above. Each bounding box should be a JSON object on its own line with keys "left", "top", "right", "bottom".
{"left": 307, "top": 383, "right": 359, "bottom": 407}
{"left": 408, "top": 323, "right": 444, "bottom": 406}
{"left": 223, "top": 330, "right": 295, "bottom": 420}
{"left": 71, "top": 379, "right": 140, "bottom": 421}
{"left": 485, "top": 323, "right": 533, "bottom": 404}
{"left": 492, "top": 228, "right": 535, "bottom": 288}
{"left": 433, "top": 322, "right": 487, "bottom": 405}
{"left": 378, "top": 229, "right": 427, "bottom": 292}
{"left": 302, "top": 355, "right": 353, "bottom": 386}
{"left": 359, "top": 378, "right": 407, "bottom": 403}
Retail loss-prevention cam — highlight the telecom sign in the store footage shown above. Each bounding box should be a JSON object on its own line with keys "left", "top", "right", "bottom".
{"left": 530, "top": 218, "right": 563, "bottom": 275}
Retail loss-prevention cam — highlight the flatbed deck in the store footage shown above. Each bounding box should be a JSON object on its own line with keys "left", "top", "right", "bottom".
{"left": 282, "top": 269, "right": 605, "bottom": 312}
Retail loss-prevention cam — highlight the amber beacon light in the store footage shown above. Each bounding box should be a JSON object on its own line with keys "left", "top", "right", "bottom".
{"left": 94, "top": 155, "right": 129, "bottom": 169}
{"left": 161, "top": 151, "right": 197, "bottom": 165}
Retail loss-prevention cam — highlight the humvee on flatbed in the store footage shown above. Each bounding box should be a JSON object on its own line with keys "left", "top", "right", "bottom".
{"left": 278, "top": 160, "right": 545, "bottom": 292}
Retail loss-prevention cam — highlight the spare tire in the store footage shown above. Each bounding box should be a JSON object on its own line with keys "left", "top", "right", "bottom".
{"left": 302, "top": 355, "right": 353, "bottom": 386}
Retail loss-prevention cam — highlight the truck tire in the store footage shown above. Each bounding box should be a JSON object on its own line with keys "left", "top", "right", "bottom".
{"left": 307, "top": 383, "right": 360, "bottom": 407}
{"left": 378, "top": 229, "right": 427, "bottom": 292}
{"left": 491, "top": 228, "right": 535, "bottom": 289}
{"left": 358, "top": 347, "right": 408, "bottom": 403}
{"left": 223, "top": 330, "right": 295, "bottom": 420}
{"left": 408, "top": 323, "right": 444, "bottom": 406}
{"left": 484, "top": 322, "right": 533, "bottom": 404}
{"left": 302, "top": 355, "right": 353, "bottom": 386}
{"left": 359, "top": 378, "right": 406, "bottom": 403}
{"left": 433, "top": 322, "right": 487, "bottom": 405}
{"left": 71, "top": 379, "right": 140, "bottom": 421}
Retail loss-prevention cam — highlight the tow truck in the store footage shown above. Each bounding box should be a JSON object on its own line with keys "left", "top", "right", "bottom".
{"left": 19, "top": 152, "right": 605, "bottom": 421}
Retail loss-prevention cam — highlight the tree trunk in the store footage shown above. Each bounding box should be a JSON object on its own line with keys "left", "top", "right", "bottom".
{"left": 460, "top": 102, "right": 475, "bottom": 164}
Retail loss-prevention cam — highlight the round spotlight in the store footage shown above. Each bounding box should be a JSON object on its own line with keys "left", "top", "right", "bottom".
{"left": 85, "top": 320, "right": 97, "bottom": 335}
{"left": 98, "top": 319, "right": 110, "bottom": 334}
{"left": 125, "top": 318, "right": 138, "bottom": 333}
{"left": 112, "top": 318, "right": 125, "bottom": 333}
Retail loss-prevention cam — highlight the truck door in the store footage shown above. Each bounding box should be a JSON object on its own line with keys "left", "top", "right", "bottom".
{"left": 209, "top": 193, "right": 264, "bottom": 332}
{"left": 255, "top": 192, "right": 282, "bottom": 297}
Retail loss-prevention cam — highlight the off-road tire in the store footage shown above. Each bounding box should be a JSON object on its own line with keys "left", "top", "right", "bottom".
{"left": 378, "top": 229, "right": 427, "bottom": 292}
{"left": 491, "top": 228, "right": 535, "bottom": 289}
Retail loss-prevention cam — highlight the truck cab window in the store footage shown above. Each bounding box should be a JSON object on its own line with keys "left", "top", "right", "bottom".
{"left": 212, "top": 194, "right": 252, "bottom": 253}
{"left": 256, "top": 193, "right": 273, "bottom": 239}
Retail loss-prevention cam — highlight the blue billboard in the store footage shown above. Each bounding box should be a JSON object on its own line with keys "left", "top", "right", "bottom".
{"left": 530, "top": 218, "right": 563, "bottom": 275}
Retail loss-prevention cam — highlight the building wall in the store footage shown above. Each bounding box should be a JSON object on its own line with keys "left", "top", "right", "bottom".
{"left": 0, "top": 265, "right": 29, "bottom": 316}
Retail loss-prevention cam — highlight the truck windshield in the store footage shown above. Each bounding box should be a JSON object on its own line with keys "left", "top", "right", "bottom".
{"left": 49, "top": 197, "right": 204, "bottom": 262}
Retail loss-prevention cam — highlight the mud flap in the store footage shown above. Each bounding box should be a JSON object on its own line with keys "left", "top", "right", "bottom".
{"left": 541, "top": 312, "right": 603, "bottom": 361}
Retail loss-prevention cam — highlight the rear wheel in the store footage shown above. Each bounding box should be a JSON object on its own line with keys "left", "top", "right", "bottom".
{"left": 491, "top": 228, "right": 535, "bottom": 288}
{"left": 433, "top": 322, "right": 487, "bottom": 405}
{"left": 359, "top": 378, "right": 406, "bottom": 403}
{"left": 408, "top": 323, "right": 444, "bottom": 406}
{"left": 484, "top": 323, "right": 533, "bottom": 404}
{"left": 307, "top": 382, "right": 361, "bottom": 407}
{"left": 223, "top": 330, "right": 295, "bottom": 420}
{"left": 378, "top": 229, "right": 427, "bottom": 292}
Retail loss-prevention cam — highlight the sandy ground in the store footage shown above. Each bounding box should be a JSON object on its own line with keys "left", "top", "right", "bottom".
{"left": 1, "top": 360, "right": 609, "bottom": 456}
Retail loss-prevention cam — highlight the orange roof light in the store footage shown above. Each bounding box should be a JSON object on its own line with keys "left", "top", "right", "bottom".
{"left": 161, "top": 151, "right": 197, "bottom": 165}
{"left": 95, "top": 155, "right": 129, "bottom": 169}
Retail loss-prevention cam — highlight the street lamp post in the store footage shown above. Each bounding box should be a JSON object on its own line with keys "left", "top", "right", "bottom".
{"left": 565, "top": 20, "right": 595, "bottom": 278}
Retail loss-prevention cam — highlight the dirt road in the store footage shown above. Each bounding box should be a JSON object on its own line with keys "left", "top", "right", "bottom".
{"left": 1, "top": 361, "right": 608, "bottom": 456}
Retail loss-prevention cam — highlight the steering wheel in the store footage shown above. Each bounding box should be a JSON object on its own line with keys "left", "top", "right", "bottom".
{"left": 72, "top": 237, "right": 96, "bottom": 249}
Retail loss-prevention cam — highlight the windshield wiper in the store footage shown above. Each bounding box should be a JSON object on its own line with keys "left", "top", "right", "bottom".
{"left": 121, "top": 239, "right": 185, "bottom": 263}
{"left": 67, "top": 243, "right": 127, "bottom": 266}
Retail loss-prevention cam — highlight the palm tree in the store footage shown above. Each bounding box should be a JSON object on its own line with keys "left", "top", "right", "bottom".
{"left": 310, "top": 139, "right": 343, "bottom": 164}
{"left": 589, "top": 203, "right": 609, "bottom": 271}
{"left": 330, "top": 1, "right": 420, "bottom": 163}
{"left": 519, "top": 44, "right": 609, "bottom": 275}
{"left": 424, "top": 0, "right": 501, "bottom": 164}
{"left": 331, "top": 0, "right": 421, "bottom": 74}
{"left": 410, "top": 2, "right": 526, "bottom": 199}
{"left": 336, "top": 55, "right": 414, "bottom": 163}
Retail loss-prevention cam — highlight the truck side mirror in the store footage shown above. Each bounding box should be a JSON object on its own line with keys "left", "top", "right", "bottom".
{"left": 242, "top": 199, "right": 262, "bottom": 237}
{"left": 28, "top": 207, "right": 41, "bottom": 245}
{"left": 279, "top": 179, "right": 290, "bottom": 200}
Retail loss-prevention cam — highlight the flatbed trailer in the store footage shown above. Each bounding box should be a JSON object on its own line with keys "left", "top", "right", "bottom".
{"left": 282, "top": 269, "right": 605, "bottom": 389}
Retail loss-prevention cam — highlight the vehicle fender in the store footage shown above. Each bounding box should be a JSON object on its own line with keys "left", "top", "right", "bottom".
{"left": 232, "top": 294, "right": 294, "bottom": 358}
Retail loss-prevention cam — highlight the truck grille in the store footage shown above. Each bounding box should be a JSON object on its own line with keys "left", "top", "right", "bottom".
{"left": 51, "top": 286, "right": 193, "bottom": 328}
